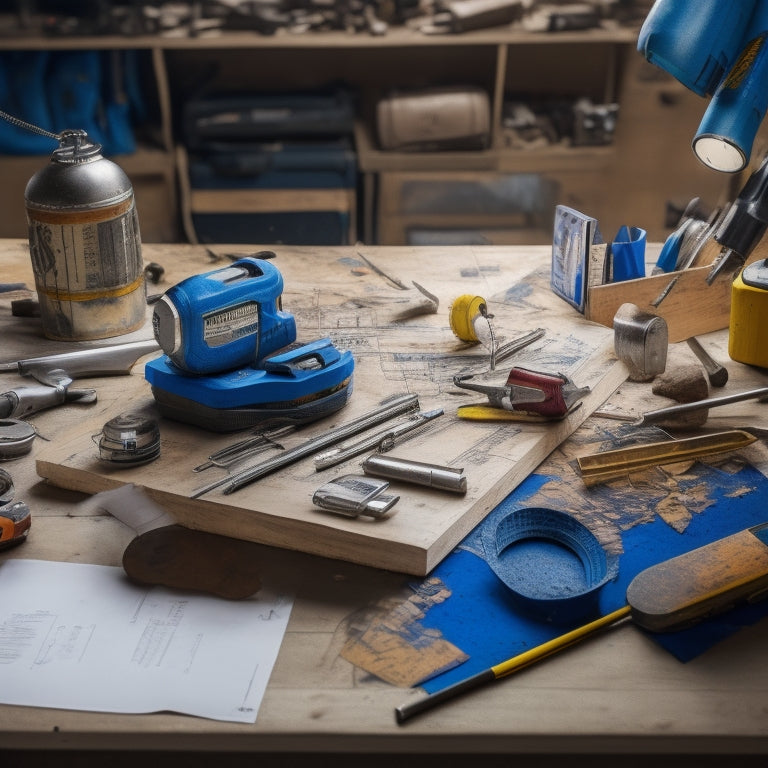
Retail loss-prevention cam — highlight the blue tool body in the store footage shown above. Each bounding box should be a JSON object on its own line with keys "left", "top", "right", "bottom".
{"left": 152, "top": 257, "right": 296, "bottom": 375}
{"left": 637, "top": 0, "right": 754, "bottom": 97}
{"left": 145, "top": 257, "right": 355, "bottom": 431}
{"left": 639, "top": 0, "right": 768, "bottom": 172}
{"left": 145, "top": 338, "right": 354, "bottom": 410}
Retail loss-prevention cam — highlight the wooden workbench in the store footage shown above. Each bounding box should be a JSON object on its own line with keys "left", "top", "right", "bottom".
{"left": 2, "top": 240, "right": 768, "bottom": 767}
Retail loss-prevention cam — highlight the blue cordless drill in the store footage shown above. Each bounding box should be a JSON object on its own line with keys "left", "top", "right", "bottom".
{"left": 639, "top": 0, "right": 768, "bottom": 173}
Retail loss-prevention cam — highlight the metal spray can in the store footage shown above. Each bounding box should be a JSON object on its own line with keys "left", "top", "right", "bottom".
{"left": 25, "top": 129, "right": 145, "bottom": 341}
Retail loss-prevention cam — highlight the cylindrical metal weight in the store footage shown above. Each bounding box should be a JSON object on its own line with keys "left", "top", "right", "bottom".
{"left": 25, "top": 130, "right": 145, "bottom": 341}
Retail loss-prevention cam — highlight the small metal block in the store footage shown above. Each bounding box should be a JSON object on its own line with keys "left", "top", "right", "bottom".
{"left": 613, "top": 302, "right": 668, "bottom": 382}
{"left": 312, "top": 475, "right": 399, "bottom": 519}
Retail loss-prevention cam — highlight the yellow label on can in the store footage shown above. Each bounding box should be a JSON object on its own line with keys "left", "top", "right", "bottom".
{"left": 26, "top": 198, "right": 145, "bottom": 341}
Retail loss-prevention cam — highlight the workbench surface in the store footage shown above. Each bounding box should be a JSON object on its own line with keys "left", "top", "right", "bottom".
{"left": 2, "top": 240, "right": 768, "bottom": 765}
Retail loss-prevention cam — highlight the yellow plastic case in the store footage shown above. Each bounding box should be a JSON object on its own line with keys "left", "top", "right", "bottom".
{"left": 729, "top": 266, "right": 768, "bottom": 368}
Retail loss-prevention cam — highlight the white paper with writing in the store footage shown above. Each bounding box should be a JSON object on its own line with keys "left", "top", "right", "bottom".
{"left": 0, "top": 559, "right": 293, "bottom": 723}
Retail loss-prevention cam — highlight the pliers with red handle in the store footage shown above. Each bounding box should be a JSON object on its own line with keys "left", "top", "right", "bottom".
{"left": 454, "top": 366, "right": 591, "bottom": 420}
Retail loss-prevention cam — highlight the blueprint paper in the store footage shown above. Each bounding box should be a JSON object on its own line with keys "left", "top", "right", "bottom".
{"left": 0, "top": 559, "right": 293, "bottom": 723}
{"left": 418, "top": 458, "right": 768, "bottom": 694}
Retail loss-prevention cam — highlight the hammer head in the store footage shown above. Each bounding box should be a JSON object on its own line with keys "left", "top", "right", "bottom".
{"left": 613, "top": 303, "right": 668, "bottom": 382}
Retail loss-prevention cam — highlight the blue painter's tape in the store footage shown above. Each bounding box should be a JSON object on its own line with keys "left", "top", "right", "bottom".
{"left": 482, "top": 507, "right": 618, "bottom": 624}
{"left": 418, "top": 460, "right": 768, "bottom": 694}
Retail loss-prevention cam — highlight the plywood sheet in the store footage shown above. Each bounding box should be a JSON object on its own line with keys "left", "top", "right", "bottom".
{"left": 33, "top": 244, "right": 626, "bottom": 576}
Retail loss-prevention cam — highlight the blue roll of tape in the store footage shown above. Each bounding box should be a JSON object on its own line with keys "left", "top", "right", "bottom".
{"left": 482, "top": 506, "right": 619, "bottom": 624}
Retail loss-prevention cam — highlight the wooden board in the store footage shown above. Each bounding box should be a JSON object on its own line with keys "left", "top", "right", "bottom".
{"left": 28, "top": 243, "right": 627, "bottom": 576}
{"left": 585, "top": 238, "right": 767, "bottom": 343}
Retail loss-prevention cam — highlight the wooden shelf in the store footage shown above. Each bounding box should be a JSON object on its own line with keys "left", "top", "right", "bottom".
{"left": 0, "top": 21, "right": 735, "bottom": 246}
{"left": 354, "top": 121, "right": 500, "bottom": 173}
{"left": 0, "top": 23, "right": 639, "bottom": 51}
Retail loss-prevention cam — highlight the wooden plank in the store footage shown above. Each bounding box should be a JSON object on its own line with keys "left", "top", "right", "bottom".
{"left": 586, "top": 263, "right": 733, "bottom": 342}
{"left": 585, "top": 244, "right": 765, "bottom": 342}
{"left": 21, "top": 243, "right": 625, "bottom": 576}
{"left": 189, "top": 188, "right": 356, "bottom": 214}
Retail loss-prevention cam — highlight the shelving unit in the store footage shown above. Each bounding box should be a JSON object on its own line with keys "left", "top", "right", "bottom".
{"left": 0, "top": 23, "right": 737, "bottom": 246}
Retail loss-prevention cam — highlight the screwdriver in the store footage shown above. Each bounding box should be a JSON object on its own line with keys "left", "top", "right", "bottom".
{"left": 707, "top": 153, "right": 768, "bottom": 284}
{"left": 395, "top": 521, "right": 768, "bottom": 723}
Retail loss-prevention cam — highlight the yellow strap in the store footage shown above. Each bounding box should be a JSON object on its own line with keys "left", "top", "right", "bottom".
{"left": 38, "top": 274, "right": 144, "bottom": 303}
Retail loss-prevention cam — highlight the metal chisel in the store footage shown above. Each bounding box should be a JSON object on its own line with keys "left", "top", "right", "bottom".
{"left": 0, "top": 339, "right": 160, "bottom": 384}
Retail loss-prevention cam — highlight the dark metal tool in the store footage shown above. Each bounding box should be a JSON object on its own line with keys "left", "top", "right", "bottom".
{"left": 0, "top": 370, "right": 96, "bottom": 419}
{"left": 313, "top": 408, "right": 443, "bottom": 470}
{"left": 707, "top": 153, "right": 768, "bottom": 284}
{"left": 632, "top": 387, "right": 768, "bottom": 427}
{"left": 191, "top": 393, "right": 421, "bottom": 498}
{"left": 193, "top": 426, "right": 295, "bottom": 472}
{"left": 685, "top": 337, "right": 729, "bottom": 387}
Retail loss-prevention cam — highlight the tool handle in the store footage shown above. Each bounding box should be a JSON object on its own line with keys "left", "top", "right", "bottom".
{"left": 686, "top": 337, "right": 729, "bottom": 387}
{"left": 395, "top": 605, "right": 632, "bottom": 724}
{"left": 635, "top": 386, "right": 768, "bottom": 426}
{"left": 8, "top": 339, "right": 160, "bottom": 380}
{"left": 716, "top": 154, "right": 768, "bottom": 253}
{"left": 314, "top": 409, "right": 443, "bottom": 470}
{"left": 395, "top": 668, "right": 495, "bottom": 724}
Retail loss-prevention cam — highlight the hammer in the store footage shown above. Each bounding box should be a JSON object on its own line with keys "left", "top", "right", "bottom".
{"left": 686, "top": 337, "right": 729, "bottom": 387}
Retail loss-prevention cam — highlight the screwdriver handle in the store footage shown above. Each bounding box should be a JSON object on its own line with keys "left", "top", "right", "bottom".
{"left": 715, "top": 153, "right": 768, "bottom": 257}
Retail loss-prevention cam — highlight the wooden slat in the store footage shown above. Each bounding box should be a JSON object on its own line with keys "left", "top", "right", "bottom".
{"left": 28, "top": 242, "right": 625, "bottom": 576}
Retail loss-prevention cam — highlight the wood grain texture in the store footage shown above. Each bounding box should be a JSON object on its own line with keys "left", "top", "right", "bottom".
{"left": 5, "top": 241, "right": 768, "bottom": 754}
{"left": 15, "top": 242, "right": 627, "bottom": 575}
{"left": 586, "top": 238, "right": 767, "bottom": 342}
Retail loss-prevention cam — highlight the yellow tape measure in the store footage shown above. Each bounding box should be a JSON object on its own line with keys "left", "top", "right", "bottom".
{"left": 729, "top": 262, "right": 768, "bottom": 368}
{"left": 449, "top": 294, "right": 489, "bottom": 344}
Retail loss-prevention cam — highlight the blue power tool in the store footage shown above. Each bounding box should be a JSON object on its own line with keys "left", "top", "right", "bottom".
{"left": 144, "top": 257, "right": 354, "bottom": 432}
{"left": 639, "top": 0, "right": 768, "bottom": 173}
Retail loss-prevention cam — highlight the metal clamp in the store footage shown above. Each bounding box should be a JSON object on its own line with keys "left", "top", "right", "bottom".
{"left": 312, "top": 475, "right": 399, "bottom": 519}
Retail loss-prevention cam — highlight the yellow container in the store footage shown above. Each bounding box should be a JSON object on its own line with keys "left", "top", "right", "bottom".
{"left": 729, "top": 265, "right": 768, "bottom": 368}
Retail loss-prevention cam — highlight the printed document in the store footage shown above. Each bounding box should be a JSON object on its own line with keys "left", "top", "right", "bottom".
{"left": 0, "top": 558, "right": 293, "bottom": 723}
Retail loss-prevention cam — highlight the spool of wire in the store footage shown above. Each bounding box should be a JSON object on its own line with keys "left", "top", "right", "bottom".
{"left": 97, "top": 413, "right": 161, "bottom": 466}
{"left": 0, "top": 419, "right": 37, "bottom": 460}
